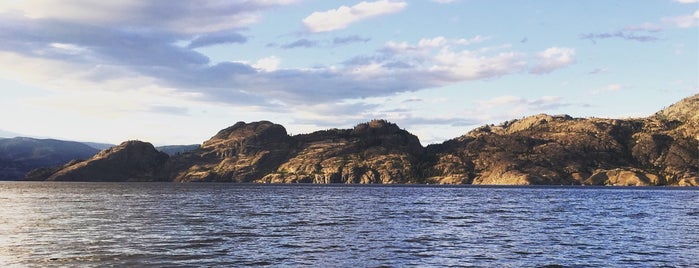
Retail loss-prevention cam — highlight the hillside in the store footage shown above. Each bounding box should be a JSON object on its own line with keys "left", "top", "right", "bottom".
{"left": 0, "top": 137, "right": 99, "bottom": 180}
{"left": 26, "top": 94, "right": 699, "bottom": 185}
{"left": 29, "top": 140, "right": 169, "bottom": 182}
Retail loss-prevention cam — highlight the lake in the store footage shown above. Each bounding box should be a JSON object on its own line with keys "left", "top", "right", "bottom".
{"left": 0, "top": 182, "right": 697, "bottom": 267}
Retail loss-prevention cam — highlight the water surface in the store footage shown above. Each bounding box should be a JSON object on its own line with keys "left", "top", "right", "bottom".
{"left": 0, "top": 182, "right": 697, "bottom": 267}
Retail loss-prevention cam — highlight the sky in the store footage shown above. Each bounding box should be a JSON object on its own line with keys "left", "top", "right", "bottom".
{"left": 0, "top": 0, "right": 697, "bottom": 146}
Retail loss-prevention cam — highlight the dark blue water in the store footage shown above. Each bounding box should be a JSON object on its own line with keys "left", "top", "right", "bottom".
{"left": 0, "top": 182, "right": 697, "bottom": 267}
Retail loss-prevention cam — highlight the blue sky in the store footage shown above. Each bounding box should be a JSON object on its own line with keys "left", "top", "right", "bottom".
{"left": 0, "top": 0, "right": 697, "bottom": 145}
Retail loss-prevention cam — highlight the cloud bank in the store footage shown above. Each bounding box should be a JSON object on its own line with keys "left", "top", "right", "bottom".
{"left": 0, "top": 1, "right": 578, "bottom": 132}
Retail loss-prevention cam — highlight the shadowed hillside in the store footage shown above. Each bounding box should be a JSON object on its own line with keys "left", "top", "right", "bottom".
{"left": 0, "top": 137, "right": 99, "bottom": 180}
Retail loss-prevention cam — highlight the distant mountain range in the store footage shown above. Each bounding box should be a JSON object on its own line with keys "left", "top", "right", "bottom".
{"left": 20, "top": 93, "right": 699, "bottom": 186}
{"left": 0, "top": 137, "right": 199, "bottom": 180}
{"left": 0, "top": 137, "right": 99, "bottom": 180}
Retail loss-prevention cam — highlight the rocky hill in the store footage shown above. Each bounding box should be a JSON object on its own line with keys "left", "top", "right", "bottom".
{"left": 161, "top": 121, "right": 295, "bottom": 182}
{"left": 25, "top": 94, "right": 699, "bottom": 185}
{"left": 258, "top": 120, "right": 423, "bottom": 184}
{"left": 426, "top": 94, "right": 698, "bottom": 186}
{"left": 26, "top": 140, "right": 169, "bottom": 181}
{"left": 0, "top": 137, "right": 99, "bottom": 180}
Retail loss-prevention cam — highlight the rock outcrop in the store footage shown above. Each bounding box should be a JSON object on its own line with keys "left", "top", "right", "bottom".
{"left": 162, "top": 121, "right": 294, "bottom": 182}
{"left": 35, "top": 140, "right": 169, "bottom": 181}
{"left": 425, "top": 94, "right": 698, "bottom": 185}
{"left": 161, "top": 120, "right": 423, "bottom": 183}
{"left": 25, "top": 94, "right": 699, "bottom": 185}
{"left": 258, "top": 120, "right": 423, "bottom": 184}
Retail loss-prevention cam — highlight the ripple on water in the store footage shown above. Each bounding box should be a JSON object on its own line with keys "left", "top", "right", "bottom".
{"left": 0, "top": 183, "right": 698, "bottom": 267}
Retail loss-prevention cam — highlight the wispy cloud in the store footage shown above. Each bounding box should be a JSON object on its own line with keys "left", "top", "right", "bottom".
{"left": 581, "top": 12, "right": 697, "bottom": 44}
{"left": 303, "top": 0, "right": 407, "bottom": 32}
{"left": 187, "top": 31, "right": 247, "bottom": 49}
{"left": 530, "top": 47, "right": 576, "bottom": 74}
{"left": 580, "top": 29, "right": 660, "bottom": 43}
{"left": 146, "top": 105, "right": 190, "bottom": 116}
{"left": 281, "top": 39, "right": 319, "bottom": 49}
{"left": 333, "top": 35, "right": 371, "bottom": 45}
{"left": 588, "top": 68, "right": 609, "bottom": 75}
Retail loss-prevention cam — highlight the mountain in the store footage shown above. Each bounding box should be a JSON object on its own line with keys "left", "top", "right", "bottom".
{"left": 156, "top": 144, "right": 201, "bottom": 156}
{"left": 25, "top": 94, "right": 699, "bottom": 185}
{"left": 30, "top": 140, "right": 169, "bottom": 182}
{"left": 425, "top": 94, "right": 698, "bottom": 186}
{"left": 0, "top": 137, "right": 99, "bottom": 180}
{"left": 258, "top": 119, "right": 423, "bottom": 184}
{"left": 81, "top": 142, "right": 201, "bottom": 155}
{"left": 81, "top": 142, "right": 116, "bottom": 150}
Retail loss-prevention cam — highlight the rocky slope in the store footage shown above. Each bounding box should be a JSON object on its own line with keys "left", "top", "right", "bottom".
{"left": 26, "top": 94, "right": 699, "bottom": 185}
{"left": 425, "top": 94, "right": 698, "bottom": 186}
{"left": 162, "top": 121, "right": 295, "bottom": 182}
{"left": 160, "top": 119, "right": 423, "bottom": 183}
{"left": 258, "top": 120, "right": 423, "bottom": 184}
{"left": 27, "top": 140, "right": 169, "bottom": 181}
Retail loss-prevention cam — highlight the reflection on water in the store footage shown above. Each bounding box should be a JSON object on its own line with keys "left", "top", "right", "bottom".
{"left": 0, "top": 182, "right": 698, "bottom": 267}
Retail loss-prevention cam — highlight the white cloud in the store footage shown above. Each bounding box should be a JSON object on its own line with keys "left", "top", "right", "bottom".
{"left": 662, "top": 10, "right": 699, "bottom": 28}
{"left": 432, "top": 0, "right": 457, "bottom": 3}
{"left": 530, "top": 47, "right": 576, "bottom": 74}
{"left": 303, "top": 0, "right": 407, "bottom": 32}
{"left": 430, "top": 49, "right": 526, "bottom": 81}
{"left": 605, "top": 84, "right": 625, "bottom": 91}
{"left": 0, "top": 0, "right": 580, "bottom": 143}
{"left": 675, "top": 0, "right": 698, "bottom": 3}
{"left": 418, "top": 36, "right": 448, "bottom": 48}
{"left": 253, "top": 56, "right": 281, "bottom": 72}
{"left": 455, "top": 35, "right": 490, "bottom": 45}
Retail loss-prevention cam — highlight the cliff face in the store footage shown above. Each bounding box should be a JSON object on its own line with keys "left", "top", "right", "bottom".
{"left": 632, "top": 95, "right": 699, "bottom": 186}
{"left": 162, "top": 120, "right": 423, "bottom": 183}
{"left": 33, "top": 140, "right": 169, "bottom": 182}
{"left": 425, "top": 94, "right": 699, "bottom": 186}
{"left": 26, "top": 94, "right": 699, "bottom": 185}
{"left": 259, "top": 120, "right": 424, "bottom": 184}
{"left": 162, "top": 121, "right": 294, "bottom": 182}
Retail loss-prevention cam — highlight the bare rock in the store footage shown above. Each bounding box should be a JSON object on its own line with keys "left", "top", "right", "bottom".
{"left": 584, "top": 168, "right": 663, "bottom": 186}
{"left": 165, "top": 121, "right": 293, "bottom": 182}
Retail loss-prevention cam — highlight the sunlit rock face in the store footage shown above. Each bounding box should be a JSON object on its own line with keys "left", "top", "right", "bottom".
{"left": 164, "top": 121, "right": 295, "bottom": 182}
{"left": 425, "top": 94, "right": 698, "bottom": 185}
{"left": 258, "top": 120, "right": 424, "bottom": 184}
{"left": 26, "top": 94, "right": 699, "bottom": 185}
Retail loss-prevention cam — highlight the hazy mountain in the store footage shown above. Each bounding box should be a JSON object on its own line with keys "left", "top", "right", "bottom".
{"left": 0, "top": 137, "right": 99, "bottom": 180}
{"left": 156, "top": 144, "right": 201, "bottom": 156}
{"left": 82, "top": 142, "right": 116, "bottom": 150}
